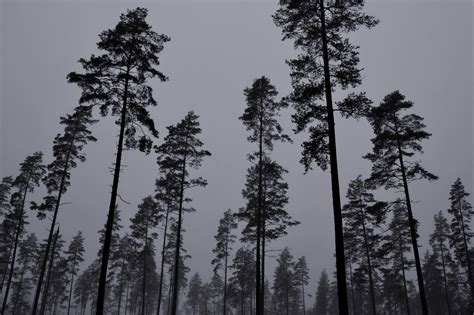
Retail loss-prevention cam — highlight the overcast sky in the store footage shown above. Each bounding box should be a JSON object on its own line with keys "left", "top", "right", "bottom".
{"left": 1, "top": 0, "right": 472, "bottom": 296}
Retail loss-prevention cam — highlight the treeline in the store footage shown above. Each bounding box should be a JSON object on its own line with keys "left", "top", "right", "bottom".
{"left": 0, "top": 1, "right": 472, "bottom": 315}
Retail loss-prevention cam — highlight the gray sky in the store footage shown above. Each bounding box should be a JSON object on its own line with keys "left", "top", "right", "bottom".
{"left": 1, "top": 0, "right": 472, "bottom": 297}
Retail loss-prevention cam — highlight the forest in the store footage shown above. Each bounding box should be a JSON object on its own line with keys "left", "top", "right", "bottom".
{"left": 0, "top": 1, "right": 472, "bottom": 315}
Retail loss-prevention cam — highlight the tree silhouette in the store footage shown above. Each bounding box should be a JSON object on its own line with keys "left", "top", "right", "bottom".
{"left": 447, "top": 178, "right": 473, "bottom": 309}
{"left": 186, "top": 273, "right": 203, "bottom": 315}
{"left": 65, "top": 231, "right": 85, "bottom": 315}
{"left": 66, "top": 8, "right": 170, "bottom": 313}
{"left": 273, "top": 2, "right": 378, "bottom": 312}
{"left": 239, "top": 76, "right": 290, "bottom": 314}
{"left": 0, "top": 176, "right": 14, "bottom": 293}
{"left": 155, "top": 111, "right": 210, "bottom": 315}
{"left": 315, "top": 270, "right": 329, "bottom": 315}
{"left": 294, "top": 256, "right": 310, "bottom": 315}
{"left": 229, "top": 247, "right": 255, "bottom": 314}
{"left": 31, "top": 106, "right": 96, "bottom": 314}
{"left": 212, "top": 209, "right": 237, "bottom": 315}
{"left": 364, "top": 91, "right": 438, "bottom": 314}
{"left": 1, "top": 152, "right": 45, "bottom": 314}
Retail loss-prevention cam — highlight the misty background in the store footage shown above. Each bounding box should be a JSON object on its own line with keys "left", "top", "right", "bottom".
{"left": 1, "top": 0, "right": 472, "bottom": 296}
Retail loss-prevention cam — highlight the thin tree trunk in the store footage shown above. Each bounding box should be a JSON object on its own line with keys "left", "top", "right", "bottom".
{"left": 97, "top": 63, "right": 131, "bottom": 315}
{"left": 67, "top": 250, "right": 78, "bottom": 315}
{"left": 261, "top": 198, "right": 266, "bottom": 315}
{"left": 125, "top": 280, "right": 130, "bottom": 315}
{"left": 223, "top": 232, "right": 229, "bottom": 315}
{"left": 1, "top": 180, "right": 29, "bottom": 314}
{"left": 439, "top": 244, "right": 451, "bottom": 315}
{"left": 399, "top": 234, "right": 411, "bottom": 315}
{"left": 117, "top": 258, "right": 126, "bottom": 315}
{"left": 457, "top": 197, "right": 474, "bottom": 309}
{"left": 301, "top": 277, "right": 306, "bottom": 315}
{"left": 12, "top": 260, "right": 27, "bottom": 314}
{"left": 32, "top": 139, "right": 74, "bottom": 314}
{"left": 318, "top": 1, "right": 348, "bottom": 313}
{"left": 141, "top": 222, "right": 149, "bottom": 315}
{"left": 348, "top": 258, "right": 356, "bottom": 315}
{"left": 256, "top": 98, "right": 263, "bottom": 315}
{"left": 40, "top": 228, "right": 60, "bottom": 315}
{"left": 157, "top": 205, "right": 170, "bottom": 315}
{"left": 360, "top": 209, "right": 376, "bottom": 315}
{"left": 396, "top": 136, "right": 428, "bottom": 315}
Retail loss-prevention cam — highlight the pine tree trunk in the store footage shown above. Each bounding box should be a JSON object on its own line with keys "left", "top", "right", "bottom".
{"left": 157, "top": 205, "right": 170, "bottom": 315}
{"left": 32, "top": 139, "right": 73, "bottom": 314}
{"left": 457, "top": 197, "right": 474, "bottom": 310}
{"left": 67, "top": 251, "right": 78, "bottom": 315}
{"left": 1, "top": 180, "right": 29, "bottom": 314}
{"left": 261, "top": 197, "right": 266, "bottom": 315}
{"left": 439, "top": 244, "right": 451, "bottom": 315}
{"left": 97, "top": 63, "right": 131, "bottom": 315}
{"left": 395, "top": 136, "right": 428, "bottom": 315}
{"left": 40, "top": 228, "right": 60, "bottom": 315}
{"left": 318, "top": 1, "right": 348, "bottom": 313}
{"left": 141, "top": 223, "right": 148, "bottom": 315}
{"left": 223, "top": 232, "right": 229, "bottom": 315}
{"left": 360, "top": 208, "right": 376, "bottom": 315}
{"left": 399, "top": 234, "right": 411, "bottom": 315}
{"left": 256, "top": 98, "right": 263, "bottom": 315}
{"left": 348, "top": 259, "right": 356, "bottom": 315}
{"left": 117, "top": 258, "right": 126, "bottom": 315}
{"left": 301, "top": 279, "right": 305, "bottom": 315}
{"left": 171, "top": 139, "right": 189, "bottom": 315}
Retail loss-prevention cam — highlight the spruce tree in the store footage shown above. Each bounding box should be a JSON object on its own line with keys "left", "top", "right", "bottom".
{"left": 294, "top": 256, "right": 310, "bottom": 315}
{"left": 315, "top": 270, "right": 329, "bottom": 315}
{"left": 155, "top": 111, "right": 211, "bottom": 315}
{"left": 447, "top": 178, "right": 473, "bottom": 307}
{"left": 364, "top": 91, "right": 437, "bottom": 314}
{"left": 1, "top": 152, "right": 45, "bottom": 314}
{"left": 273, "top": 2, "right": 378, "bottom": 312}
{"left": 229, "top": 247, "right": 255, "bottom": 314}
{"left": 272, "top": 247, "right": 298, "bottom": 315}
{"left": 31, "top": 106, "right": 96, "bottom": 314}
{"left": 186, "top": 273, "right": 202, "bottom": 315}
{"left": 65, "top": 231, "right": 85, "bottom": 315}
{"left": 239, "top": 76, "right": 290, "bottom": 314}
{"left": 211, "top": 209, "right": 237, "bottom": 315}
{"left": 67, "top": 8, "right": 170, "bottom": 312}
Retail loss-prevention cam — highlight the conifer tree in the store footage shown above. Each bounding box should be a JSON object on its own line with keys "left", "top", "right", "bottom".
{"left": 294, "top": 256, "right": 310, "bottom": 315}
{"left": 422, "top": 251, "right": 447, "bottom": 315}
{"left": 272, "top": 247, "right": 299, "bottom": 315}
{"left": 212, "top": 209, "right": 237, "bottom": 315}
{"left": 0, "top": 176, "right": 13, "bottom": 216}
{"left": 1, "top": 152, "right": 45, "bottom": 314}
{"left": 155, "top": 111, "right": 210, "bottom": 315}
{"left": 315, "top": 270, "right": 329, "bottom": 315}
{"left": 364, "top": 91, "right": 437, "bottom": 314}
{"left": 342, "top": 176, "right": 385, "bottom": 315}
{"left": 186, "top": 273, "right": 202, "bottom": 315}
{"left": 130, "top": 196, "right": 161, "bottom": 315}
{"left": 239, "top": 76, "right": 290, "bottom": 314}
{"left": 9, "top": 233, "right": 37, "bottom": 315}
{"left": 65, "top": 231, "right": 85, "bottom": 315}
{"left": 273, "top": 2, "right": 378, "bottom": 312}
{"left": 429, "top": 211, "right": 453, "bottom": 314}
{"left": 447, "top": 178, "right": 473, "bottom": 307}
{"left": 112, "top": 234, "right": 136, "bottom": 314}
{"left": 229, "top": 247, "right": 255, "bottom": 314}
{"left": 31, "top": 106, "right": 96, "bottom": 314}
{"left": 67, "top": 8, "right": 170, "bottom": 312}
{"left": 0, "top": 176, "right": 14, "bottom": 293}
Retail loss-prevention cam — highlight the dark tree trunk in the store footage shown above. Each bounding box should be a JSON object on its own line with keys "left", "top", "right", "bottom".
{"left": 223, "top": 232, "right": 229, "bottom": 315}
{"left": 255, "top": 99, "right": 263, "bottom": 315}
{"left": 1, "top": 180, "right": 29, "bottom": 314}
{"left": 360, "top": 208, "right": 376, "bottom": 315}
{"left": 141, "top": 222, "right": 148, "bottom": 315}
{"left": 318, "top": 1, "right": 348, "bottom": 313}
{"left": 157, "top": 205, "right": 170, "bottom": 315}
{"left": 399, "top": 234, "right": 411, "bottom": 315}
{"left": 40, "top": 228, "right": 60, "bottom": 315}
{"left": 32, "top": 140, "right": 73, "bottom": 314}
{"left": 171, "top": 140, "right": 188, "bottom": 315}
{"left": 96, "top": 63, "right": 131, "bottom": 315}
{"left": 396, "top": 136, "right": 428, "bottom": 315}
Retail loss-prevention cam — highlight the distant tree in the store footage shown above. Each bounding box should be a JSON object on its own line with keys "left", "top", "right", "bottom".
{"left": 429, "top": 211, "right": 454, "bottom": 314}
{"left": 9, "top": 233, "right": 37, "bottom": 314}
{"left": 187, "top": 273, "right": 203, "bottom": 315}
{"left": 199, "top": 282, "right": 212, "bottom": 315}
{"left": 239, "top": 75, "right": 290, "bottom": 314}
{"left": 0, "top": 176, "right": 14, "bottom": 292}
{"left": 31, "top": 106, "right": 96, "bottom": 314}
{"left": 74, "top": 260, "right": 100, "bottom": 315}
{"left": 422, "top": 251, "right": 447, "bottom": 315}
{"left": 342, "top": 176, "right": 385, "bottom": 315}
{"left": 447, "top": 178, "right": 473, "bottom": 307}
{"left": 1, "top": 152, "right": 46, "bottom": 314}
{"left": 294, "top": 256, "right": 310, "bottom": 315}
{"left": 65, "top": 231, "right": 85, "bottom": 315}
{"left": 272, "top": 247, "right": 298, "bottom": 315}
{"left": 274, "top": 1, "right": 378, "bottom": 312}
{"left": 154, "top": 171, "right": 179, "bottom": 315}
{"left": 380, "top": 200, "right": 413, "bottom": 314}
{"left": 67, "top": 8, "right": 170, "bottom": 312}
{"left": 315, "top": 270, "right": 329, "bottom": 315}
{"left": 111, "top": 234, "right": 136, "bottom": 314}
{"left": 229, "top": 247, "right": 255, "bottom": 314}
{"left": 364, "top": 91, "right": 438, "bottom": 314}
{"left": 212, "top": 209, "right": 237, "bottom": 315}
{"left": 0, "top": 176, "right": 13, "bottom": 216}
{"left": 155, "top": 111, "right": 211, "bottom": 315}
{"left": 209, "top": 273, "right": 224, "bottom": 314}
{"left": 130, "top": 196, "right": 161, "bottom": 315}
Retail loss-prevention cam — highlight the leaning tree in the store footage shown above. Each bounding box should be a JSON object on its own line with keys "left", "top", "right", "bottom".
{"left": 364, "top": 91, "right": 438, "bottom": 314}
{"left": 67, "top": 8, "right": 170, "bottom": 313}
{"left": 273, "top": 2, "right": 378, "bottom": 312}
